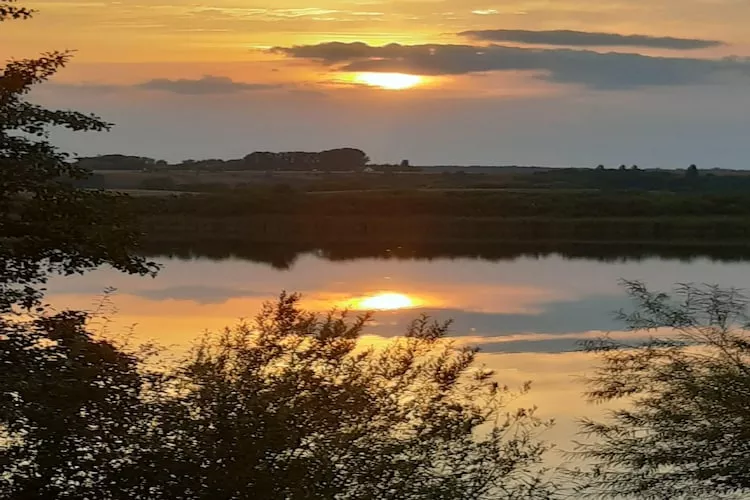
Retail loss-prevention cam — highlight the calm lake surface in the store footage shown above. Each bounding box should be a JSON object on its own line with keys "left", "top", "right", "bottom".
{"left": 45, "top": 252, "right": 750, "bottom": 459}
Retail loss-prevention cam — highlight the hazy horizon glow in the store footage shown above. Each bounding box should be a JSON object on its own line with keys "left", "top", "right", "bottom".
{"left": 3, "top": 0, "right": 750, "bottom": 167}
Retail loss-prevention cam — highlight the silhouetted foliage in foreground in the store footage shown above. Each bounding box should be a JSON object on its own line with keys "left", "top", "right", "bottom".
{"left": 0, "top": 294, "right": 556, "bottom": 500}
{"left": 572, "top": 281, "right": 750, "bottom": 499}
{"left": 0, "top": 1, "right": 156, "bottom": 311}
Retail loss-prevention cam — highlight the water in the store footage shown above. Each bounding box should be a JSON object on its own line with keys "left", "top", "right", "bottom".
{"left": 45, "top": 252, "right": 750, "bottom": 460}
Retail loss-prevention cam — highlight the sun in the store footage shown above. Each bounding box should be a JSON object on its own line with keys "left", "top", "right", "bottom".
{"left": 356, "top": 293, "right": 415, "bottom": 311}
{"left": 354, "top": 72, "right": 423, "bottom": 90}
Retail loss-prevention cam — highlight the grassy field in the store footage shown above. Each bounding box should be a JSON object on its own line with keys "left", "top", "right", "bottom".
{"left": 132, "top": 188, "right": 750, "bottom": 218}
{"left": 95, "top": 164, "right": 750, "bottom": 195}
{"left": 113, "top": 170, "right": 750, "bottom": 263}
{"left": 139, "top": 213, "right": 750, "bottom": 250}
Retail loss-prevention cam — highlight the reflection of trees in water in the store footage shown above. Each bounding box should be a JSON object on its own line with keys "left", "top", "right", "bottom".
{"left": 142, "top": 242, "right": 305, "bottom": 270}
{"left": 143, "top": 240, "right": 750, "bottom": 269}
{"left": 140, "top": 213, "right": 750, "bottom": 263}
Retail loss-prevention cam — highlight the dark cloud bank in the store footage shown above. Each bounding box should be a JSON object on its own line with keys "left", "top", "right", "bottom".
{"left": 273, "top": 29, "right": 750, "bottom": 90}
{"left": 52, "top": 76, "right": 282, "bottom": 95}
{"left": 136, "top": 76, "right": 280, "bottom": 95}
{"left": 459, "top": 29, "right": 724, "bottom": 50}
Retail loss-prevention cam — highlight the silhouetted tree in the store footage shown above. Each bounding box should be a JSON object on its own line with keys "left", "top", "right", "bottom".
{"left": 0, "top": 1, "right": 156, "bottom": 310}
{"left": 0, "top": 294, "right": 558, "bottom": 499}
{"left": 164, "top": 294, "right": 555, "bottom": 499}
{"left": 242, "top": 149, "right": 369, "bottom": 172}
{"left": 686, "top": 163, "right": 699, "bottom": 179}
{"left": 76, "top": 154, "right": 160, "bottom": 171}
{"left": 572, "top": 280, "right": 750, "bottom": 499}
{"left": 319, "top": 148, "right": 369, "bottom": 171}
{"left": 0, "top": 309, "right": 168, "bottom": 499}
{"left": 618, "top": 165, "right": 627, "bottom": 171}
{"left": 595, "top": 165, "right": 605, "bottom": 171}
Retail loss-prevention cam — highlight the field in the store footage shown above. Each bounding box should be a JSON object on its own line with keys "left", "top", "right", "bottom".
{"left": 94, "top": 168, "right": 544, "bottom": 194}
{"left": 102, "top": 166, "right": 750, "bottom": 263}
{"left": 94, "top": 163, "right": 750, "bottom": 196}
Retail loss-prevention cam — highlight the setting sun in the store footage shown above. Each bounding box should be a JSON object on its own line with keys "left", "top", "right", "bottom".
{"left": 354, "top": 72, "right": 423, "bottom": 90}
{"left": 356, "top": 292, "right": 415, "bottom": 311}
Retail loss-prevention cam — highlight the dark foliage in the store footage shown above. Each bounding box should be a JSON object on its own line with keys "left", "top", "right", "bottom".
{"left": 1, "top": 295, "right": 557, "bottom": 499}
{"left": 78, "top": 148, "right": 371, "bottom": 172}
{"left": 0, "top": 2, "right": 156, "bottom": 310}
{"left": 76, "top": 154, "right": 162, "bottom": 172}
{"left": 572, "top": 281, "right": 750, "bottom": 499}
{"left": 133, "top": 189, "right": 750, "bottom": 219}
{"left": 0, "top": 310, "right": 168, "bottom": 499}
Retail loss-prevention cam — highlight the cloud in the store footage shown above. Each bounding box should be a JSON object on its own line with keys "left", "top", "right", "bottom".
{"left": 189, "top": 7, "right": 339, "bottom": 19}
{"left": 273, "top": 42, "right": 750, "bottom": 89}
{"left": 136, "top": 75, "right": 281, "bottom": 95}
{"left": 459, "top": 29, "right": 725, "bottom": 50}
{"left": 46, "top": 76, "right": 284, "bottom": 96}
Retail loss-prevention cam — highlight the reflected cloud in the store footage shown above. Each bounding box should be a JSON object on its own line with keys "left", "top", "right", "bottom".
{"left": 44, "top": 254, "right": 750, "bottom": 357}
{"left": 137, "top": 285, "right": 270, "bottom": 304}
{"left": 454, "top": 327, "right": 666, "bottom": 352}
{"left": 359, "top": 294, "right": 629, "bottom": 340}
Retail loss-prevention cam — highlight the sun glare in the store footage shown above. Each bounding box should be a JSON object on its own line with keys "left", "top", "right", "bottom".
{"left": 354, "top": 72, "right": 423, "bottom": 90}
{"left": 356, "top": 292, "right": 415, "bottom": 311}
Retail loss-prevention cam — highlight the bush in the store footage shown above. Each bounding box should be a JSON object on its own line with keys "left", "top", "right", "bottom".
{"left": 1, "top": 294, "right": 557, "bottom": 499}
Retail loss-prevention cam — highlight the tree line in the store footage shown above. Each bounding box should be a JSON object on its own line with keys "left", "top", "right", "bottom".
{"left": 521, "top": 166, "right": 750, "bottom": 193}
{"left": 76, "top": 148, "right": 372, "bottom": 172}
{"left": 82, "top": 156, "right": 750, "bottom": 194}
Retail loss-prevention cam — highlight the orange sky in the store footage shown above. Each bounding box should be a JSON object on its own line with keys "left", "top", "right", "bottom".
{"left": 4, "top": 0, "right": 750, "bottom": 167}
{"left": 5, "top": 0, "right": 748, "bottom": 81}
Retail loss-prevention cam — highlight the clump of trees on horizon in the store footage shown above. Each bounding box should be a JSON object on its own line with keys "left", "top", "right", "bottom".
{"left": 77, "top": 148, "right": 376, "bottom": 172}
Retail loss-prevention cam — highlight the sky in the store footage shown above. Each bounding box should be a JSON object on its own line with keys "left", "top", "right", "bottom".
{"left": 3, "top": 0, "right": 750, "bottom": 167}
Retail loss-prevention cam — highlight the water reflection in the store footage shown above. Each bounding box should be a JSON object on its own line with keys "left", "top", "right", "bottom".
{"left": 45, "top": 252, "right": 750, "bottom": 353}
{"left": 142, "top": 240, "right": 750, "bottom": 270}
{"left": 351, "top": 292, "right": 417, "bottom": 311}
{"left": 43, "top": 251, "right": 750, "bottom": 460}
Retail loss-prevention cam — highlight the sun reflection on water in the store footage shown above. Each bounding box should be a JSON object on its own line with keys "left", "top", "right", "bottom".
{"left": 352, "top": 292, "right": 417, "bottom": 311}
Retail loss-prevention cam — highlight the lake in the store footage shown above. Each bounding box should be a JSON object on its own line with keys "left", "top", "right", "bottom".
{"left": 45, "top": 251, "right": 750, "bottom": 463}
